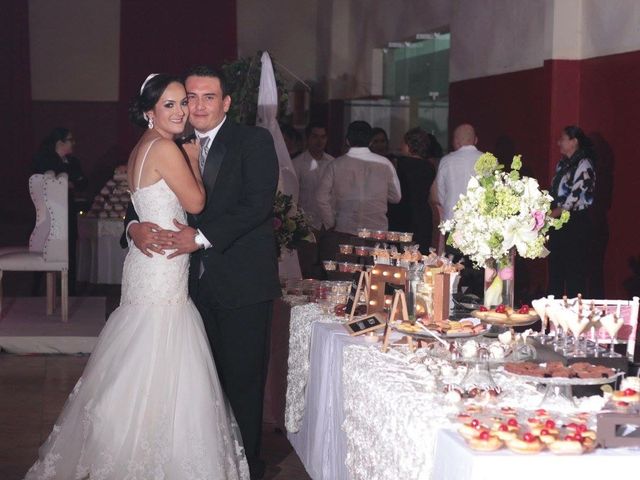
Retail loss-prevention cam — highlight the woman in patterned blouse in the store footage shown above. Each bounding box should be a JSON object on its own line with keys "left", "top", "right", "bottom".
{"left": 548, "top": 125, "right": 596, "bottom": 297}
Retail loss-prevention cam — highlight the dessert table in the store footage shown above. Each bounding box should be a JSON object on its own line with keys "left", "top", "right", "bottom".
{"left": 432, "top": 429, "right": 640, "bottom": 480}
{"left": 283, "top": 302, "right": 639, "bottom": 480}
{"left": 76, "top": 216, "right": 127, "bottom": 284}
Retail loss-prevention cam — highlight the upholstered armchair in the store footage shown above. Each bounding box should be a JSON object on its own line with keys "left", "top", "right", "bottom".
{"left": 0, "top": 172, "right": 69, "bottom": 321}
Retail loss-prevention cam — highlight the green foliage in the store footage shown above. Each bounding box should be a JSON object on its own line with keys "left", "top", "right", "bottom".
{"left": 222, "top": 52, "right": 289, "bottom": 126}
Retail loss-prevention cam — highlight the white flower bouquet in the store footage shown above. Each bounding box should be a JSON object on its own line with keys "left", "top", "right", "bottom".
{"left": 440, "top": 153, "right": 569, "bottom": 306}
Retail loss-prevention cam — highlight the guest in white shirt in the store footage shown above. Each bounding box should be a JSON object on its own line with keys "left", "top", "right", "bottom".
{"left": 432, "top": 123, "right": 483, "bottom": 226}
{"left": 316, "top": 121, "right": 401, "bottom": 237}
{"left": 292, "top": 123, "right": 335, "bottom": 277}
{"left": 431, "top": 123, "right": 484, "bottom": 296}
{"left": 292, "top": 123, "right": 335, "bottom": 229}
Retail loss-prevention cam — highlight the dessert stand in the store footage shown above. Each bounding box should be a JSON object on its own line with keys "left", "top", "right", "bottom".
{"left": 504, "top": 371, "right": 624, "bottom": 408}
{"left": 425, "top": 338, "right": 536, "bottom": 391}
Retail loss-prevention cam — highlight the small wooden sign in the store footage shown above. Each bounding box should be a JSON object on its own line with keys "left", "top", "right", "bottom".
{"left": 382, "top": 290, "right": 415, "bottom": 352}
{"left": 343, "top": 312, "right": 386, "bottom": 336}
{"left": 346, "top": 270, "right": 371, "bottom": 322}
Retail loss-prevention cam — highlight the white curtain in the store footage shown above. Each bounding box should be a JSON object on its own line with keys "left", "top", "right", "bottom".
{"left": 256, "top": 51, "right": 302, "bottom": 280}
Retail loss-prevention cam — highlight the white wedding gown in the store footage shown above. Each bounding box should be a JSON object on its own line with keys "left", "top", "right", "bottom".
{"left": 25, "top": 166, "right": 250, "bottom": 479}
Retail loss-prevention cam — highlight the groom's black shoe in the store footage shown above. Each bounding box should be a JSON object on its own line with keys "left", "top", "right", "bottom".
{"left": 249, "top": 458, "right": 266, "bottom": 479}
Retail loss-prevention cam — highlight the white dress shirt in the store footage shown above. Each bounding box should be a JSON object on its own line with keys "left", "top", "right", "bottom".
{"left": 435, "top": 145, "right": 482, "bottom": 222}
{"left": 292, "top": 150, "right": 335, "bottom": 229}
{"left": 316, "top": 147, "right": 401, "bottom": 235}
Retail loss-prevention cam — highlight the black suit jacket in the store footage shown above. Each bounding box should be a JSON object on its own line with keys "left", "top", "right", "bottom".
{"left": 123, "top": 120, "right": 282, "bottom": 308}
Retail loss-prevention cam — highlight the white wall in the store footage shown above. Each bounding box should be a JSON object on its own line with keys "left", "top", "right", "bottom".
{"left": 449, "top": 0, "right": 551, "bottom": 82}
{"left": 29, "top": 0, "right": 120, "bottom": 101}
{"left": 237, "top": 0, "right": 319, "bottom": 87}
{"left": 581, "top": 0, "right": 640, "bottom": 59}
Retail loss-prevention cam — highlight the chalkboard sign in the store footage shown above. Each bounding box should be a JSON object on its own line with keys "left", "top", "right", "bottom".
{"left": 344, "top": 272, "right": 361, "bottom": 317}
{"left": 343, "top": 313, "right": 386, "bottom": 336}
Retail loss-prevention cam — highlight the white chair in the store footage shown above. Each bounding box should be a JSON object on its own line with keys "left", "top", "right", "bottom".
{"left": 0, "top": 172, "right": 69, "bottom": 321}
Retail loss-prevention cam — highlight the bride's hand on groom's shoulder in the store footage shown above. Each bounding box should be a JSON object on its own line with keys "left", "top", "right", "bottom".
{"left": 129, "top": 221, "right": 173, "bottom": 257}
{"left": 165, "top": 219, "right": 199, "bottom": 259}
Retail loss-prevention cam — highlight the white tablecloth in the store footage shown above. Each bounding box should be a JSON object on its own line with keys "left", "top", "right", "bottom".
{"left": 76, "top": 216, "right": 127, "bottom": 284}
{"left": 285, "top": 306, "right": 367, "bottom": 480}
{"left": 432, "top": 429, "right": 640, "bottom": 480}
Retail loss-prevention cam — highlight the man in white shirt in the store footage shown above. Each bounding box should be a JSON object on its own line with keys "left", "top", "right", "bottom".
{"left": 292, "top": 123, "right": 335, "bottom": 229}
{"left": 431, "top": 123, "right": 484, "bottom": 296}
{"left": 316, "top": 121, "right": 401, "bottom": 237}
{"left": 292, "top": 123, "right": 335, "bottom": 277}
{"left": 433, "top": 123, "right": 483, "bottom": 224}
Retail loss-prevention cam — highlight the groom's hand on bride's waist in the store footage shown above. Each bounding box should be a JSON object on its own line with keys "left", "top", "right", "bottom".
{"left": 129, "top": 222, "right": 174, "bottom": 257}
{"left": 165, "top": 219, "right": 199, "bottom": 259}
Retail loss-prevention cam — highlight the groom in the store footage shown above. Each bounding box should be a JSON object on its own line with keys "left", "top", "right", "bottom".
{"left": 124, "top": 65, "right": 281, "bottom": 479}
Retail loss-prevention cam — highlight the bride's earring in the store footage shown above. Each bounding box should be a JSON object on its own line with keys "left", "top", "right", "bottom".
{"left": 148, "top": 117, "right": 154, "bottom": 129}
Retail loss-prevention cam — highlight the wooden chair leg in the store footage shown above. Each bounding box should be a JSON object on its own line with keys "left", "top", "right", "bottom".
{"left": 61, "top": 270, "right": 68, "bottom": 322}
{"left": 46, "top": 272, "right": 55, "bottom": 315}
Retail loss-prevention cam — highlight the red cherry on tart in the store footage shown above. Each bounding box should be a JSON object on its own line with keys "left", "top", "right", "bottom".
{"left": 467, "top": 432, "right": 503, "bottom": 451}
{"left": 470, "top": 419, "right": 480, "bottom": 428}
{"left": 538, "top": 428, "right": 557, "bottom": 444}
{"left": 518, "top": 305, "right": 530, "bottom": 314}
{"left": 495, "top": 304, "right": 507, "bottom": 314}
{"left": 612, "top": 388, "right": 640, "bottom": 403}
{"left": 479, "top": 306, "right": 488, "bottom": 312}
{"left": 506, "top": 435, "right": 544, "bottom": 454}
{"left": 507, "top": 418, "right": 519, "bottom": 427}
{"left": 544, "top": 419, "right": 556, "bottom": 429}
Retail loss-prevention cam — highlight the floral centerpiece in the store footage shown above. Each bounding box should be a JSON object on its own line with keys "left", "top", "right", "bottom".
{"left": 440, "top": 153, "right": 569, "bottom": 307}
{"left": 273, "top": 191, "right": 315, "bottom": 256}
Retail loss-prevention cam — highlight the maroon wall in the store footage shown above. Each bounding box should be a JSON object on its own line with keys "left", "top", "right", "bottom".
{"left": 1, "top": 1, "right": 32, "bottom": 233}
{"left": 579, "top": 50, "right": 640, "bottom": 298}
{"left": 118, "top": 0, "right": 238, "bottom": 151}
{"left": 449, "top": 53, "right": 640, "bottom": 299}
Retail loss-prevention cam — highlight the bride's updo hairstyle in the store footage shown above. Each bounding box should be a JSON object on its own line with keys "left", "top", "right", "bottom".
{"left": 129, "top": 73, "right": 181, "bottom": 128}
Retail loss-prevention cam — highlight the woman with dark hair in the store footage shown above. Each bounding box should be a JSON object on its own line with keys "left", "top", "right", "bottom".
{"left": 33, "top": 127, "right": 88, "bottom": 191}
{"left": 26, "top": 74, "right": 249, "bottom": 479}
{"left": 387, "top": 127, "right": 436, "bottom": 253}
{"left": 369, "top": 126, "right": 390, "bottom": 157}
{"left": 33, "top": 127, "right": 87, "bottom": 295}
{"left": 548, "top": 125, "right": 596, "bottom": 297}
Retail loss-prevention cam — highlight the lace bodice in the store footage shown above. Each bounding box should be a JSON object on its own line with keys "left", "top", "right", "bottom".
{"left": 120, "top": 179, "right": 189, "bottom": 306}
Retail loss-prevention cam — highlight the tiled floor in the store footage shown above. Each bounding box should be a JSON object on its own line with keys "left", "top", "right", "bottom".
{"left": 0, "top": 353, "right": 310, "bottom": 479}
{"left": 0, "top": 262, "right": 310, "bottom": 479}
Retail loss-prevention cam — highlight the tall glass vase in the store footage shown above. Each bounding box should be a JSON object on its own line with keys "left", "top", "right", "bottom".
{"left": 483, "top": 249, "right": 515, "bottom": 308}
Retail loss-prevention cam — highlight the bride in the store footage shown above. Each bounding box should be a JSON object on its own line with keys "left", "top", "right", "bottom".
{"left": 25, "top": 74, "right": 249, "bottom": 480}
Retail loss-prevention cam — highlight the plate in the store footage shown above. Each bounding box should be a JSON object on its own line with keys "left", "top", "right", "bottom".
{"left": 504, "top": 370, "right": 623, "bottom": 386}
{"left": 392, "top": 321, "right": 488, "bottom": 340}
{"left": 471, "top": 310, "right": 539, "bottom": 326}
